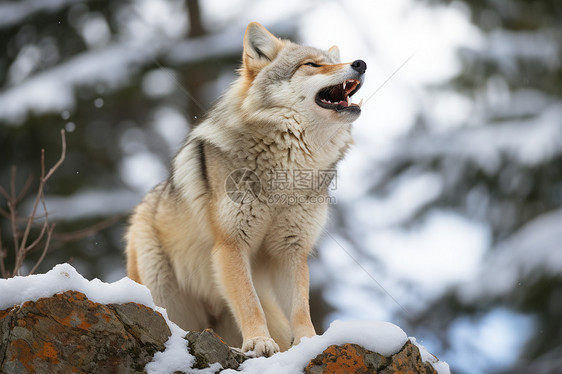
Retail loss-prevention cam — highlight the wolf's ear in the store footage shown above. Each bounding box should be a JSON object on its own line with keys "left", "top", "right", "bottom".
{"left": 243, "top": 22, "right": 284, "bottom": 74}
{"left": 328, "top": 45, "right": 340, "bottom": 62}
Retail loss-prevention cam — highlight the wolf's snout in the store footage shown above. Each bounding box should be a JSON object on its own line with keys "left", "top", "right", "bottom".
{"left": 351, "top": 59, "right": 367, "bottom": 74}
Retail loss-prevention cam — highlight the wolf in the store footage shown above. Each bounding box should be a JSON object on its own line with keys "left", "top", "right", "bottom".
{"left": 125, "top": 22, "right": 366, "bottom": 357}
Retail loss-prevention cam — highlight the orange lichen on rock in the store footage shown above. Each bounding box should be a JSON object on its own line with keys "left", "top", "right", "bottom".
{"left": 0, "top": 308, "right": 10, "bottom": 319}
{"left": 8, "top": 339, "right": 36, "bottom": 373}
{"left": 0, "top": 290, "right": 171, "bottom": 374}
{"left": 323, "top": 344, "right": 368, "bottom": 373}
{"left": 41, "top": 342, "right": 59, "bottom": 363}
{"left": 305, "top": 341, "right": 437, "bottom": 374}
{"left": 306, "top": 344, "right": 376, "bottom": 374}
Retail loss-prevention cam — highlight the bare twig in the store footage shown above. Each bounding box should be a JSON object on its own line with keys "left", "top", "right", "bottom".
{"left": 43, "top": 131, "right": 67, "bottom": 181}
{"left": 28, "top": 172, "right": 58, "bottom": 275}
{"left": 1, "top": 129, "right": 121, "bottom": 278}
{"left": 51, "top": 214, "right": 125, "bottom": 249}
{"left": 12, "top": 130, "right": 66, "bottom": 276}
{"left": 8, "top": 201, "right": 19, "bottom": 261}
{"left": 28, "top": 224, "right": 55, "bottom": 275}
{"left": 0, "top": 184, "right": 9, "bottom": 200}
{"left": 22, "top": 218, "right": 48, "bottom": 257}
{"left": 18, "top": 134, "right": 65, "bottom": 255}
{"left": 16, "top": 175, "right": 34, "bottom": 204}
{"left": 10, "top": 166, "right": 17, "bottom": 205}
{"left": 0, "top": 207, "right": 10, "bottom": 219}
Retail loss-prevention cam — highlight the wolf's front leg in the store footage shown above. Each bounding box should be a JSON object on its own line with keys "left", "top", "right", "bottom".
{"left": 212, "top": 243, "right": 280, "bottom": 357}
{"left": 290, "top": 251, "right": 316, "bottom": 345}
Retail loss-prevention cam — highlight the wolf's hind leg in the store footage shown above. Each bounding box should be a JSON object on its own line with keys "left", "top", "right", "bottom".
{"left": 127, "top": 206, "right": 209, "bottom": 332}
{"left": 137, "top": 244, "right": 210, "bottom": 331}
{"left": 212, "top": 309, "right": 242, "bottom": 347}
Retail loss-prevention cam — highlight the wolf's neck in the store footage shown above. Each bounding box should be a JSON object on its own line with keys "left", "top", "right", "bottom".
{"left": 196, "top": 124, "right": 350, "bottom": 174}
{"left": 193, "top": 86, "right": 353, "bottom": 171}
{"left": 248, "top": 121, "right": 352, "bottom": 170}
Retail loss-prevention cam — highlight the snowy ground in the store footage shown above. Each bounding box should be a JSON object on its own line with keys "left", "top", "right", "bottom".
{"left": 0, "top": 264, "right": 449, "bottom": 373}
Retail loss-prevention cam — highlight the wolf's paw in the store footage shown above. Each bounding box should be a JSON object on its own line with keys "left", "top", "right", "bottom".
{"left": 242, "top": 336, "right": 280, "bottom": 357}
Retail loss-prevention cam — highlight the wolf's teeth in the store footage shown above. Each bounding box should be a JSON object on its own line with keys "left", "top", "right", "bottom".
{"left": 358, "top": 98, "right": 363, "bottom": 107}
{"left": 347, "top": 96, "right": 351, "bottom": 106}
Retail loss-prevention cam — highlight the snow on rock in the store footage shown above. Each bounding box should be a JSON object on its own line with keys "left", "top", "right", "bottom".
{"left": 0, "top": 264, "right": 205, "bottom": 373}
{"left": 145, "top": 332, "right": 200, "bottom": 374}
{"left": 229, "top": 320, "right": 408, "bottom": 374}
{"left": 0, "top": 263, "right": 155, "bottom": 310}
{"left": 411, "top": 337, "right": 451, "bottom": 374}
{"left": 0, "top": 264, "right": 448, "bottom": 373}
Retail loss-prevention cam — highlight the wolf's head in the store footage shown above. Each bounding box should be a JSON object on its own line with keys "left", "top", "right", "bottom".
{"left": 238, "top": 22, "right": 366, "bottom": 130}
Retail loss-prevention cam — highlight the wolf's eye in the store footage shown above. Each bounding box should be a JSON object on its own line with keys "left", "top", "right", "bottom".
{"left": 303, "top": 62, "right": 321, "bottom": 67}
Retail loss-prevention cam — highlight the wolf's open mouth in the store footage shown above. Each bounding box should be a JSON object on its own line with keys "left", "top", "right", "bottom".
{"left": 316, "top": 79, "right": 363, "bottom": 112}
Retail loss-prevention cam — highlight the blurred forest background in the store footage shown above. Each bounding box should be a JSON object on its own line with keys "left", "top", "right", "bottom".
{"left": 1, "top": 0, "right": 561, "bottom": 373}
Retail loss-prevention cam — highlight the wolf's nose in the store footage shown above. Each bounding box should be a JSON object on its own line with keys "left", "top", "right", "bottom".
{"left": 351, "top": 60, "right": 367, "bottom": 74}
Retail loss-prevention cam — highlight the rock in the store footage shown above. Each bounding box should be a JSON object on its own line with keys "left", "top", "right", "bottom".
{"left": 185, "top": 329, "right": 246, "bottom": 372}
{"left": 0, "top": 289, "right": 444, "bottom": 374}
{"left": 305, "top": 341, "right": 437, "bottom": 374}
{"left": 386, "top": 341, "right": 438, "bottom": 373}
{"left": 0, "top": 290, "right": 171, "bottom": 374}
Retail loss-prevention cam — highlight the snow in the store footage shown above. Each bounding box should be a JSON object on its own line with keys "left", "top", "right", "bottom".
{"left": 392, "top": 105, "right": 562, "bottom": 173}
{"left": 0, "top": 0, "right": 83, "bottom": 29}
{"left": 142, "top": 69, "right": 179, "bottom": 98}
{"left": 460, "top": 209, "right": 562, "bottom": 302}
{"left": 7, "top": 44, "right": 42, "bottom": 86}
{"left": 354, "top": 171, "right": 444, "bottom": 227}
{"left": 151, "top": 106, "right": 190, "bottom": 152}
{"left": 411, "top": 337, "right": 451, "bottom": 374}
{"left": 119, "top": 152, "right": 168, "bottom": 193}
{"left": 199, "top": 0, "right": 309, "bottom": 30}
{"left": 0, "top": 41, "right": 161, "bottom": 125}
{"left": 0, "top": 263, "right": 154, "bottom": 310}
{"left": 367, "top": 211, "right": 490, "bottom": 294}
{"left": 77, "top": 12, "right": 111, "bottom": 49}
{"left": 0, "top": 0, "right": 189, "bottom": 125}
{"left": 486, "top": 29, "right": 560, "bottom": 76}
{"left": 165, "top": 19, "right": 299, "bottom": 67}
{"left": 0, "top": 264, "right": 449, "bottom": 373}
{"left": 146, "top": 329, "right": 204, "bottom": 374}
{"left": 443, "top": 308, "right": 534, "bottom": 374}
{"left": 316, "top": 209, "right": 491, "bottom": 322}
{"left": 113, "top": 0, "right": 187, "bottom": 42}
{"left": 36, "top": 189, "right": 142, "bottom": 221}
{"left": 231, "top": 320, "right": 408, "bottom": 374}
